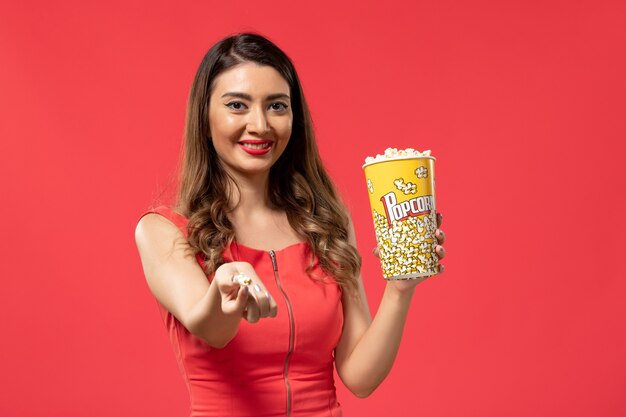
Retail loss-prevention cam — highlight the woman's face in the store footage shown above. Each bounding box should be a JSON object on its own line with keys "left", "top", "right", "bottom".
{"left": 208, "top": 62, "right": 293, "bottom": 180}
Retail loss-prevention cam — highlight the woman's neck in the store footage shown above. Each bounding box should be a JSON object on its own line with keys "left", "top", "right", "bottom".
{"left": 224, "top": 170, "right": 304, "bottom": 249}
{"left": 228, "top": 171, "right": 273, "bottom": 217}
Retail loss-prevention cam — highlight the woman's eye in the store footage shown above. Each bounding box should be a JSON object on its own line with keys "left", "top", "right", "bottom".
{"left": 226, "top": 102, "right": 246, "bottom": 110}
{"left": 270, "top": 102, "right": 288, "bottom": 111}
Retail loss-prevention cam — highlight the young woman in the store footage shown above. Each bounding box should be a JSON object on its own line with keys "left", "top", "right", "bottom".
{"left": 135, "top": 33, "right": 446, "bottom": 417}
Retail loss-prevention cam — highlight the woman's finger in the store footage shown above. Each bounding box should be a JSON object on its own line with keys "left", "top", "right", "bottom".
{"left": 435, "top": 245, "right": 446, "bottom": 259}
{"left": 436, "top": 212, "right": 443, "bottom": 228}
{"left": 237, "top": 266, "right": 273, "bottom": 319}
{"left": 372, "top": 246, "right": 380, "bottom": 258}
{"left": 222, "top": 285, "right": 249, "bottom": 315}
{"left": 267, "top": 291, "right": 278, "bottom": 317}
{"left": 226, "top": 261, "right": 277, "bottom": 320}
{"left": 436, "top": 229, "right": 446, "bottom": 244}
{"left": 214, "top": 263, "right": 245, "bottom": 294}
{"left": 438, "top": 263, "right": 445, "bottom": 274}
{"left": 244, "top": 298, "right": 261, "bottom": 323}
{"left": 250, "top": 282, "right": 271, "bottom": 318}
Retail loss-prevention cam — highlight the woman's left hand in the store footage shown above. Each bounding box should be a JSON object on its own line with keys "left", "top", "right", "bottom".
{"left": 373, "top": 212, "right": 446, "bottom": 292}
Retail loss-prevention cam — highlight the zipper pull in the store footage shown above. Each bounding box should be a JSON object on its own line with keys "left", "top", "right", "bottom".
{"left": 269, "top": 250, "right": 278, "bottom": 271}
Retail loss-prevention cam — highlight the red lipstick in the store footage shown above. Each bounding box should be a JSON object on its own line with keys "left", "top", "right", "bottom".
{"left": 238, "top": 140, "right": 273, "bottom": 156}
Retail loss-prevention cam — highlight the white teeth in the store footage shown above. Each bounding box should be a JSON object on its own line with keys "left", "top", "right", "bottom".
{"left": 241, "top": 143, "right": 270, "bottom": 149}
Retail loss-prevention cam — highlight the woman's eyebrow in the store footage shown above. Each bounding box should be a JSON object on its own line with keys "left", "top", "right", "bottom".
{"left": 266, "top": 93, "right": 291, "bottom": 101}
{"left": 221, "top": 92, "right": 291, "bottom": 100}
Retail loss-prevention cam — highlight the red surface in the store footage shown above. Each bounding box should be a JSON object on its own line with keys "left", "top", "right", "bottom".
{"left": 1, "top": 1, "right": 625, "bottom": 416}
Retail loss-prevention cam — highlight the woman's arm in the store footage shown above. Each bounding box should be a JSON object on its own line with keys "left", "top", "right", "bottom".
{"left": 334, "top": 215, "right": 444, "bottom": 398}
{"left": 135, "top": 214, "right": 262, "bottom": 348}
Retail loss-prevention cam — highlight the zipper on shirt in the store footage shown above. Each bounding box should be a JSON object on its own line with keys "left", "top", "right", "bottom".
{"left": 269, "top": 250, "right": 294, "bottom": 417}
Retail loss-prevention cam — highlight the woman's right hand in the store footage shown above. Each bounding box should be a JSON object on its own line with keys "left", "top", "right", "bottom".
{"left": 213, "top": 262, "right": 278, "bottom": 323}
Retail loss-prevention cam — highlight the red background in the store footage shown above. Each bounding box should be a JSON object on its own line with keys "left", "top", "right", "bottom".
{"left": 1, "top": 0, "right": 625, "bottom": 416}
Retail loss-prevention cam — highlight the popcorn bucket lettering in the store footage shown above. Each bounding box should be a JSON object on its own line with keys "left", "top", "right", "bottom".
{"left": 363, "top": 149, "right": 438, "bottom": 280}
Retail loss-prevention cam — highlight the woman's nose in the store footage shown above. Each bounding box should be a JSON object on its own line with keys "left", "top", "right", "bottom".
{"left": 246, "top": 106, "right": 270, "bottom": 134}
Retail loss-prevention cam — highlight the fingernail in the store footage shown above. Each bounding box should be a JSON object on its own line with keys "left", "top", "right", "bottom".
{"left": 243, "top": 286, "right": 249, "bottom": 296}
{"left": 265, "top": 291, "right": 272, "bottom": 301}
{"left": 253, "top": 283, "right": 262, "bottom": 292}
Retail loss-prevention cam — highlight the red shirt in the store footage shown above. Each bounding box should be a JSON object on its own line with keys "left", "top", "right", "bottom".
{"left": 138, "top": 206, "right": 344, "bottom": 417}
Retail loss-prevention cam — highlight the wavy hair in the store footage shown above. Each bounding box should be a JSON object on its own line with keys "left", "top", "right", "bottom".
{"left": 174, "top": 33, "right": 361, "bottom": 294}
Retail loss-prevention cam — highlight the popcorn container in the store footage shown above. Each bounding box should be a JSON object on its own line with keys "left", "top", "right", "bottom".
{"left": 363, "top": 151, "right": 438, "bottom": 280}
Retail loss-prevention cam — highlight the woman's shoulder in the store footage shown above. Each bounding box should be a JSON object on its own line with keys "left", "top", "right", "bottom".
{"left": 138, "top": 205, "right": 188, "bottom": 226}
{"left": 138, "top": 205, "right": 187, "bottom": 220}
{"left": 136, "top": 205, "right": 190, "bottom": 241}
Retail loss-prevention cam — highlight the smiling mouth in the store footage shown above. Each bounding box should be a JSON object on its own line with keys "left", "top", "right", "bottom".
{"left": 238, "top": 140, "right": 274, "bottom": 156}
{"left": 240, "top": 142, "right": 271, "bottom": 150}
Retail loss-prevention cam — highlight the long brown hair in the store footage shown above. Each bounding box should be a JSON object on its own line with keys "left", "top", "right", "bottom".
{"left": 174, "top": 33, "right": 361, "bottom": 294}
